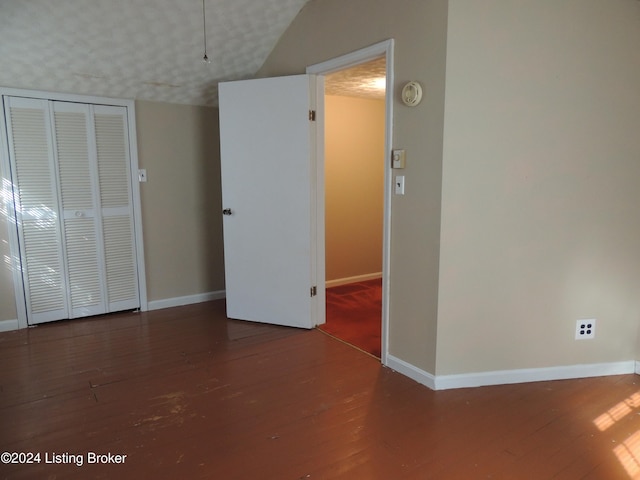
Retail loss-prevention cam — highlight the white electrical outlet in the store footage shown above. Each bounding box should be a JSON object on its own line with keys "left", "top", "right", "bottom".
{"left": 575, "top": 319, "right": 596, "bottom": 340}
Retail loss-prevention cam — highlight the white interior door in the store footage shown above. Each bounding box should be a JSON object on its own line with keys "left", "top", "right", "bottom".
{"left": 218, "top": 74, "right": 321, "bottom": 329}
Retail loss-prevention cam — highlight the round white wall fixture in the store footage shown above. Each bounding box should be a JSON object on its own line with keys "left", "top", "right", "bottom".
{"left": 401, "top": 81, "right": 423, "bottom": 107}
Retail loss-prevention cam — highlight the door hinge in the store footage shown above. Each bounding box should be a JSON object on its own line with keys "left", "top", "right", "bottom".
{"left": 309, "top": 110, "right": 316, "bottom": 121}
{"left": 310, "top": 286, "right": 317, "bottom": 297}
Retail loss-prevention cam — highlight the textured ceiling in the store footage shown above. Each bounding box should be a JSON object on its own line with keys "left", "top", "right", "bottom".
{"left": 325, "top": 57, "right": 387, "bottom": 100}
{"left": 0, "top": 0, "right": 310, "bottom": 106}
{"left": 0, "top": 0, "right": 385, "bottom": 107}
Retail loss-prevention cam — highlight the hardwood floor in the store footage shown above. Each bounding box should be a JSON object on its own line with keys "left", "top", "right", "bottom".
{"left": 322, "top": 279, "right": 382, "bottom": 358}
{"left": 1, "top": 300, "right": 639, "bottom": 479}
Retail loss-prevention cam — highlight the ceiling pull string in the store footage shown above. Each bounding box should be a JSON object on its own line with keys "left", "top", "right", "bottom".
{"left": 202, "top": 0, "right": 211, "bottom": 63}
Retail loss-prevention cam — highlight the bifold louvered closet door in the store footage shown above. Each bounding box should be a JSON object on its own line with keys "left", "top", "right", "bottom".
{"left": 4, "top": 96, "right": 140, "bottom": 325}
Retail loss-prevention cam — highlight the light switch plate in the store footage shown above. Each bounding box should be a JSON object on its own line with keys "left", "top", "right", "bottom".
{"left": 395, "top": 175, "right": 405, "bottom": 195}
{"left": 392, "top": 149, "right": 406, "bottom": 169}
{"left": 138, "top": 169, "right": 147, "bottom": 182}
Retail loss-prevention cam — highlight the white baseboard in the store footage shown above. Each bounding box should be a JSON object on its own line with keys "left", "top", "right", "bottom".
{"left": 386, "top": 354, "right": 637, "bottom": 391}
{"left": 148, "top": 290, "right": 226, "bottom": 311}
{"left": 386, "top": 354, "right": 437, "bottom": 390}
{"left": 0, "top": 319, "right": 19, "bottom": 332}
{"left": 0, "top": 292, "right": 227, "bottom": 330}
{"left": 326, "top": 272, "right": 382, "bottom": 288}
{"left": 435, "top": 361, "right": 636, "bottom": 390}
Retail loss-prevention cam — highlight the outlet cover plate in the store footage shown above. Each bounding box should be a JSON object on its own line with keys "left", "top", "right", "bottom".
{"left": 575, "top": 319, "right": 596, "bottom": 340}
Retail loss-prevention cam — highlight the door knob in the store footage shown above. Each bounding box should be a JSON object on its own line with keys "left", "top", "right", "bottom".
{"left": 222, "top": 208, "right": 232, "bottom": 216}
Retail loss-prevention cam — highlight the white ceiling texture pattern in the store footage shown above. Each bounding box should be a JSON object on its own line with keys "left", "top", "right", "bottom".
{"left": 0, "top": 0, "right": 310, "bottom": 106}
{"left": 325, "top": 57, "right": 386, "bottom": 100}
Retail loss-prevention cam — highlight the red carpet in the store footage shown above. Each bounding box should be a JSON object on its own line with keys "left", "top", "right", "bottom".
{"left": 320, "top": 278, "right": 381, "bottom": 358}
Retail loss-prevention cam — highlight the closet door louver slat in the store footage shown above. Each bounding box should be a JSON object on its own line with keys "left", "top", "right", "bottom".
{"left": 63, "top": 218, "right": 103, "bottom": 313}
{"left": 22, "top": 219, "right": 66, "bottom": 315}
{"left": 103, "top": 216, "right": 137, "bottom": 305}
{"left": 5, "top": 98, "right": 68, "bottom": 322}
{"left": 96, "top": 115, "right": 129, "bottom": 209}
{"left": 53, "top": 103, "right": 106, "bottom": 317}
{"left": 94, "top": 108, "right": 139, "bottom": 311}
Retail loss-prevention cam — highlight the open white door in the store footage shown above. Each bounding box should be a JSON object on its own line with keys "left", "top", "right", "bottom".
{"left": 218, "top": 74, "right": 321, "bottom": 329}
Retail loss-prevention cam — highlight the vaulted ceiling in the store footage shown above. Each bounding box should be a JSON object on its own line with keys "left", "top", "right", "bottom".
{"left": 0, "top": 0, "right": 385, "bottom": 107}
{"left": 0, "top": 0, "right": 309, "bottom": 106}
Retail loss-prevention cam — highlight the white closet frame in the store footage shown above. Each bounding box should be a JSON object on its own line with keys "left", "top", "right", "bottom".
{"left": 0, "top": 88, "right": 148, "bottom": 329}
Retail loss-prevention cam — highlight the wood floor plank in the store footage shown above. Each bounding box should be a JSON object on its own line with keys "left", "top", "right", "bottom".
{"left": 2, "top": 300, "right": 640, "bottom": 479}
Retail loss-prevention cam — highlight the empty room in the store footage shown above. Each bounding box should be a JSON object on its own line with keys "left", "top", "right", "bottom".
{"left": 1, "top": 0, "right": 640, "bottom": 478}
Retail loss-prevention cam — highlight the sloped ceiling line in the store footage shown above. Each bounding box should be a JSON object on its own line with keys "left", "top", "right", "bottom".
{"left": 0, "top": 0, "right": 385, "bottom": 106}
{"left": 0, "top": 0, "right": 309, "bottom": 106}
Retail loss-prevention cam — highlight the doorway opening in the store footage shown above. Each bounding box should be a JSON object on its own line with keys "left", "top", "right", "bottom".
{"left": 307, "top": 40, "right": 394, "bottom": 363}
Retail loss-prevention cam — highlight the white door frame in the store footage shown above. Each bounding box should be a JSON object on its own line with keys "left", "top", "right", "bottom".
{"left": 0, "top": 87, "right": 148, "bottom": 330}
{"left": 307, "top": 39, "right": 394, "bottom": 365}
